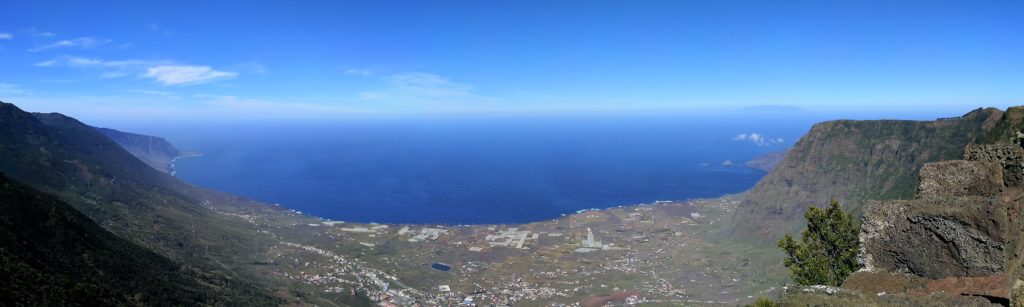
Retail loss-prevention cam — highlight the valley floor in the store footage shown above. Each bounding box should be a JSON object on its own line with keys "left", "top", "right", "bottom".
{"left": 204, "top": 194, "right": 789, "bottom": 306}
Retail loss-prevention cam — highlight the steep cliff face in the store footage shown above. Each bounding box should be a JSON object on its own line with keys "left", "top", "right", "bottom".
{"left": 731, "top": 108, "right": 1006, "bottom": 240}
{"left": 95, "top": 127, "right": 181, "bottom": 173}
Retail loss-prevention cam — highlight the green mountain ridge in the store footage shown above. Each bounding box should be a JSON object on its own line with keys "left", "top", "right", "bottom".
{"left": 731, "top": 107, "right": 1017, "bottom": 240}
{"left": 0, "top": 101, "right": 288, "bottom": 304}
{"left": 7, "top": 98, "right": 1024, "bottom": 305}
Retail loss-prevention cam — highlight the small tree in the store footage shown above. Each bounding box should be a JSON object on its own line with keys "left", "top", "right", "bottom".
{"left": 777, "top": 199, "right": 861, "bottom": 286}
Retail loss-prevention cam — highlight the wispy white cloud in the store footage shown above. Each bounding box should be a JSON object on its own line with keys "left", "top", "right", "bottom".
{"left": 734, "top": 132, "right": 784, "bottom": 146}
{"left": 100, "top": 71, "right": 131, "bottom": 79}
{"left": 345, "top": 68, "right": 373, "bottom": 76}
{"left": 361, "top": 72, "right": 474, "bottom": 101}
{"left": 0, "top": 33, "right": 12, "bottom": 40}
{"left": 0, "top": 83, "right": 26, "bottom": 95}
{"left": 147, "top": 23, "right": 172, "bottom": 36}
{"left": 35, "top": 56, "right": 236, "bottom": 86}
{"left": 24, "top": 28, "right": 54, "bottom": 37}
{"left": 391, "top": 72, "right": 473, "bottom": 98}
{"left": 10, "top": 90, "right": 514, "bottom": 120}
{"left": 29, "top": 36, "right": 112, "bottom": 52}
{"left": 125, "top": 89, "right": 175, "bottom": 96}
{"left": 144, "top": 65, "right": 238, "bottom": 86}
{"left": 34, "top": 56, "right": 152, "bottom": 69}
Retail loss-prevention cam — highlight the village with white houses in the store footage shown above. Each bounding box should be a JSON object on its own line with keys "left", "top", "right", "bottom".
{"left": 205, "top": 194, "right": 785, "bottom": 306}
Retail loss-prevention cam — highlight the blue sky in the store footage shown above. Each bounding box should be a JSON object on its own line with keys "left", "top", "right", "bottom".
{"left": 0, "top": 1, "right": 1021, "bottom": 121}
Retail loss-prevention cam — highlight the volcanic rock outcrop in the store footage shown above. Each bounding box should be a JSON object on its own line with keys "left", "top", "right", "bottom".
{"left": 858, "top": 144, "right": 1024, "bottom": 303}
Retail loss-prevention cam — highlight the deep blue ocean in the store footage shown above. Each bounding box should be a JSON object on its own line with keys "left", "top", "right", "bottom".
{"left": 142, "top": 115, "right": 813, "bottom": 224}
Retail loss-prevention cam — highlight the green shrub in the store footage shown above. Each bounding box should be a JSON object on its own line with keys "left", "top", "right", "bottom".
{"left": 750, "top": 297, "right": 778, "bottom": 307}
{"left": 778, "top": 200, "right": 861, "bottom": 286}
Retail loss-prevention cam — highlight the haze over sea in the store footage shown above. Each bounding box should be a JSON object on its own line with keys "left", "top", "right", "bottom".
{"left": 141, "top": 114, "right": 815, "bottom": 224}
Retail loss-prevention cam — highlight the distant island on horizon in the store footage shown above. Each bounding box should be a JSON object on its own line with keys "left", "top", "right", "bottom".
{"left": 1, "top": 2, "right": 1020, "bottom": 304}
{"left": 4, "top": 99, "right": 1023, "bottom": 305}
